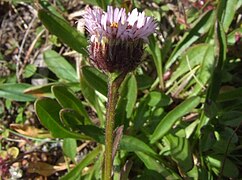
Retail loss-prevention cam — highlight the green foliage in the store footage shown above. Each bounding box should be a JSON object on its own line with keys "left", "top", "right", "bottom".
{"left": 0, "top": 83, "right": 35, "bottom": 102}
{"left": 62, "top": 138, "right": 77, "bottom": 163}
{"left": 1, "top": 0, "right": 242, "bottom": 179}
{"left": 38, "top": 10, "right": 87, "bottom": 55}
{"left": 43, "top": 50, "right": 78, "bottom": 82}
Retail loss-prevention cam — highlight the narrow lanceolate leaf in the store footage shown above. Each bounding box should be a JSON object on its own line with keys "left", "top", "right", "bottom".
{"left": 119, "top": 135, "right": 157, "bottom": 157}
{"left": 165, "top": 10, "right": 214, "bottom": 70}
{"left": 217, "top": 0, "right": 238, "bottom": 32}
{"left": 150, "top": 96, "right": 200, "bottom": 144}
{"left": 206, "top": 21, "right": 227, "bottom": 102}
{"left": 0, "top": 83, "right": 35, "bottom": 102}
{"left": 80, "top": 77, "right": 105, "bottom": 126}
{"left": 125, "top": 75, "right": 137, "bottom": 118}
{"left": 135, "top": 152, "right": 180, "bottom": 179}
{"left": 61, "top": 146, "right": 101, "bottom": 180}
{"left": 116, "top": 74, "right": 137, "bottom": 126}
{"left": 38, "top": 9, "right": 88, "bottom": 55}
{"left": 35, "top": 98, "right": 91, "bottom": 140}
{"left": 82, "top": 66, "right": 108, "bottom": 96}
{"left": 148, "top": 35, "right": 163, "bottom": 89}
{"left": 52, "top": 85, "right": 91, "bottom": 124}
{"left": 24, "top": 83, "right": 56, "bottom": 98}
{"left": 43, "top": 50, "right": 78, "bottom": 82}
{"left": 38, "top": 0, "right": 65, "bottom": 19}
{"left": 191, "top": 44, "right": 215, "bottom": 96}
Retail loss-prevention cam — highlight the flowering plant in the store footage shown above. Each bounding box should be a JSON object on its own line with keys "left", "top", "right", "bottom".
{"left": 31, "top": 1, "right": 241, "bottom": 179}
{"left": 83, "top": 6, "right": 157, "bottom": 179}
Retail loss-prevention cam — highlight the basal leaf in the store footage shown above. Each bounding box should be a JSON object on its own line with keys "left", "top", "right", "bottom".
{"left": 52, "top": 85, "right": 91, "bottom": 123}
{"left": 150, "top": 96, "right": 200, "bottom": 143}
{"left": 135, "top": 152, "right": 179, "bottom": 179}
{"left": 35, "top": 98, "right": 91, "bottom": 140}
{"left": 0, "top": 83, "right": 35, "bottom": 102}
{"left": 43, "top": 50, "right": 78, "bottom": 82}
{"left": 120, "top": 135, "right": 156, "bottom": 157}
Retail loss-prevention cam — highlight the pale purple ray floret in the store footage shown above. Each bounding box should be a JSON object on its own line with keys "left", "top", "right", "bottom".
{"left": 83, "top": 6, "right": 157, "bottom": 42}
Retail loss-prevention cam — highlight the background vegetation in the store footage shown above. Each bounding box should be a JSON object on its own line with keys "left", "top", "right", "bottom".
{"left": 0, "top": 0, "right": 242, "bottom": 179}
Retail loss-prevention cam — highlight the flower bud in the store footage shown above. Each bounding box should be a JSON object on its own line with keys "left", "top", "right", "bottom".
{"left": 82, "top": 6, "right": 157, "bottom": 73}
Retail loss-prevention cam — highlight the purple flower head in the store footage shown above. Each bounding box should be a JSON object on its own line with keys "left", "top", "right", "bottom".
{"left": 82, "top": 6, "right": 157, "bottom": 73}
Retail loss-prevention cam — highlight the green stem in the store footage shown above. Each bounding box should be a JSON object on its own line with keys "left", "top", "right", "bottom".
{"left": 104, "top": 73, "right": 126, "bottom": 180}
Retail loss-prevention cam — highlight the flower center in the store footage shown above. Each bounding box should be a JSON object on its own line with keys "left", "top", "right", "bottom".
{"left": 110, "top": 22, "right": 118, "bottom": 28}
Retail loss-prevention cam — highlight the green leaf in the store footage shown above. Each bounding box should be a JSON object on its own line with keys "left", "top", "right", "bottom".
{"left": 206, "top": 155, "right": 239, "bottom": 178}
{"left": 150, "top": 96, "right": 200, "bottom": 143}
{"left": 81, "top": 0, "right": 99, "bottom": 6}
{"left": 199, "top": 125, "right": 216, "bottom": 152}
{"left": 227, "top": 28, "right": 242, "bottom": 45}
{"left": 206, "top": 21, "right": 227, "bottom": 102}
{"left": 23, "top": 64, "right": 37, "bottom": 78}
{"left": 218, "top": 111, "right": 242, "bottom": 127}
{"left": 134, "top": 91, "right": 171, "bottom": 130}
{"left": 86, "top": 151, "right": 104, "bottom": 180}
{"left": 63, "top": 138, "right": 77, "bottom": 162}
{"left": 125, "top": 75, "right": 137, "bottom": 118}
{"left": 43, "top": 50, "right": 78, "bottom": 82}
{"left": 0, "top": 83, "right": 35, "bottom": 102}
{"left": 120, "top": 135, "right": 156, "bottom": 157}
{"left": 185, "top": 120, "right": 199, "bottom": 138}
{"left": 167, "top": 44, "right": 213, "bottom": 88}
{"left": 190, "top": 44, "right": 215, "bottom": 96}
{"left": 24, "top": 83, "right": 56, "bottom": 98}
{"left": 60, "top": 109, "right": 85, "bottom": 130}
{"left": 147, "top": 91, "right": 172, "bottom": 107}
{"left": 135, "top": 152, "right": 179, "bottom": 179}
{"left": 82, "top": 0, "right": 111, "bottom": 9}
{"left": 133, "top": 96, "right": 151, "bottom": 130}
{"left": 80, "top": 76, "right": 105, "bottom": 126}
{"left": 39, "top": 0, "right": 65, "bottom": 19}
{"left": 165, "top": 10, "right": 214, "bottom": 70}
{"left": 148, "top": 35, "right": 163, "bottom": 88}
{"left": 135, "top": 152, "right": 164, "bottom": 174}
{"left": 82, "top": 66, "right": 108, "bottom": 96}
{"left": 136, "top": 170, "right": 164, "bottom": 180}
{"left": 61, "top": 146, "right": 101, "bottom": 180}
{"left": 52, "top": 85, "right": 91, "bottom": 123}
{"left": 38, "top": 9, "right": 88, "bottom": 55}
{"left": 220, "top": 0, "right": 239, "bottom": 32}
{"left": 116, "top": 75, "right": 137, "bottom": 127}
{"left": 217, "top": 87, "right": 242, "bottom": 102}
{"left": 35, "top": 98, "right": 91, "bottom": 140}
{"left": 77, "top": 125, "right": 104, "bottom": 143}
{"left": 136, "top": 74, "right": 154, "bottom": 90}
{"left": 166, "top": 134, "right": 193, "bottom": 172}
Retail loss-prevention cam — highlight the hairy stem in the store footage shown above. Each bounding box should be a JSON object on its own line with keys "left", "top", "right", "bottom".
{"left": 104, "top": 73, "right": 126, "bottom": 180}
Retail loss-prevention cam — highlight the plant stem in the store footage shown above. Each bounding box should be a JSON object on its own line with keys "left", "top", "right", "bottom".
{"left": 104, "top": 73, "right": 126, "bottom": 180}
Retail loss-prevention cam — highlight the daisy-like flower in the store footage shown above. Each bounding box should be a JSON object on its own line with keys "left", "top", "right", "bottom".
{"left": 82, "top": 6, "right": 157, "bottom": 73}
